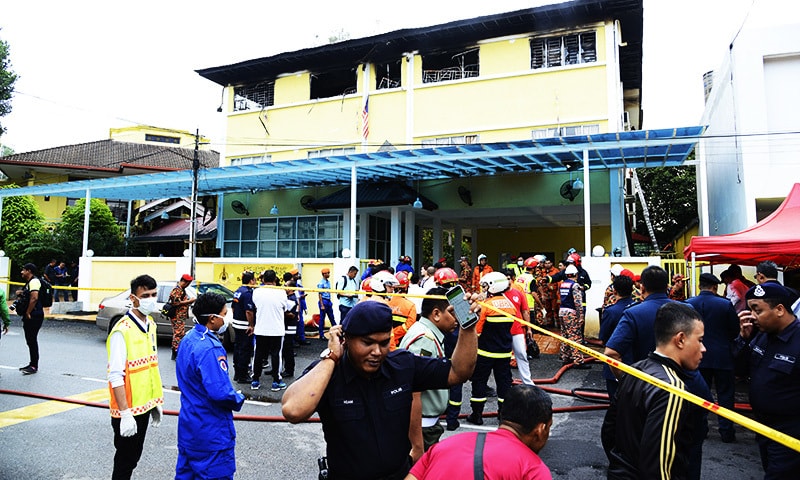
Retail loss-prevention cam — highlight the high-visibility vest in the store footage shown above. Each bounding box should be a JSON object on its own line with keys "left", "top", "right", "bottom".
{"left": 107, "top": 313, "right": 164, "bottom": 417}
{"left": 389, "top": 295, "right": 417, "bottom": 350}
{"left": 516, "top": 273, "right": 537, "bottom": 310}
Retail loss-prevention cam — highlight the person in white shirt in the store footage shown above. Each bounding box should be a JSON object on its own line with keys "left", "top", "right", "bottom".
{"left": 251, "top": 269, "right": 293, "bottom": 392}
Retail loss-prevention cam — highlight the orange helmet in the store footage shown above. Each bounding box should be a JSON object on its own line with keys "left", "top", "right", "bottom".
{"left": 523, "top": 257, "right": 538, "bottom": 269}
{"left": 394, "top": 271, "right": 410, "bottom": 288}
{"left": 567, "top": 252, "right": 582, "bottom": 266}
{"left": 434, "top": 267, "right": 458, "bottom": 286}
{"left": 360, "top": 278, "right": 373, "bottom": 293}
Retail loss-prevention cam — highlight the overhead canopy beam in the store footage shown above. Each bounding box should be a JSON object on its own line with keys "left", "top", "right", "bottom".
{"left": 0, "top": 127, "right": 704, "bottom": 201}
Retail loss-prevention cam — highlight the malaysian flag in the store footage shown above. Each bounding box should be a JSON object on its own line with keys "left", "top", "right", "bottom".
{"left": 361, "top": 97, "right": 369, "bottom": 141}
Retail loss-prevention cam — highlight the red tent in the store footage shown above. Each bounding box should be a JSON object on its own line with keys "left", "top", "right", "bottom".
{"left": 684, "top": 183, "right": 800, "bottom": 267}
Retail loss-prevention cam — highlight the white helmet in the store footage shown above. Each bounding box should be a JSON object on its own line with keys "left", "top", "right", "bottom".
{"left": 565, "top": 265, "right": 578, "bottom": 275}
{"left": 370, "top": 270, "right": 399, "bottom": 293}
{"left": 610, "top": 264, "right": 624, "bottom": 277}
{"left": 481, "top": 271, "right": 510, "bottom": 294}
{"left": 534, "top": 254, "right": 546, "bottom": 263}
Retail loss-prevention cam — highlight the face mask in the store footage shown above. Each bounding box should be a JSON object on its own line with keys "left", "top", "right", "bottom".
{"left": 216, "top": 317, "right": 230, "bottom": 335}
{"left": 134, "top": 296, "right": 157, "bottom": 316}
{"left": 206, "top": 314, "right": 229, "bottom": 335}
{"left": 517, "top": 261, "right": 523, "bottom": 266}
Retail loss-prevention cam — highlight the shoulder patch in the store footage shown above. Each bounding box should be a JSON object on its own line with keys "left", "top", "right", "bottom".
{"left": 218, "top": 355, "right": 228, "bottom": 372}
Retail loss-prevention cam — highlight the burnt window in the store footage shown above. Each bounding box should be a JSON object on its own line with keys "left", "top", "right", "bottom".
{"left": 422, "top": 48, "right": 479, "bottom": 84}
{"left": 375, "top": 61, "right": 402, "bottom": 90}
{"left": 234, "top": 81, "right": 275, "bottom": 111}
{"left": 310, "top": 67, "right": 357, "bottom": 99}
{"left": 531, "top": 31, "right": 597, "bottom": 69}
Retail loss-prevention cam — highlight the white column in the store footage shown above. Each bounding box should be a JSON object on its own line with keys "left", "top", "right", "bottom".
{"left": 342, "top": 208, "right": 352, "bottom": 252}
{"left": 432, "top": 217, "right": 442, "bottom": 263}
{"left": 390, "top": 207, "right": 401, "bottom": 265}
{"left": 583, "top": 149, "right": 591, "bottom": 256}
{"left": 404, "top": 210, "right": 415, "bottom": 260}
{"left": 82, "top": 190, "right": 92, "bottom": 256}
{"left": 350, "top": 164, "right": 358, "bottom": 255}
{"left": 405, "top": 52, "right": 416, "bottom": 146}
{"left": 698, "top": 139, "right": 710, "bottom": 236}
{"left": 358, "top": 214, "right": 369, "bottom": 259}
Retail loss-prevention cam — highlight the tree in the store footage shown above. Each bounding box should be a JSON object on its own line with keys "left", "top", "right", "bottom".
{"left": 0, "top": 33, "right": 19, "bottom": 136}
{"left": 0, "top": 187, "right": 48, "bottom": 279}
{"left": 55, "top": 198, "right": 125, "bottom": 259}
{"left": 633, "top": 163, "right": 698, "bottom": 253}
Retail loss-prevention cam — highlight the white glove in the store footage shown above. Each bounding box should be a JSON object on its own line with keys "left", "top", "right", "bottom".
{"left": 119, "top": 409, "right": 137, "bottom": 437}
{"left": 150, "top": 405, "right": 163, "bottom": 427}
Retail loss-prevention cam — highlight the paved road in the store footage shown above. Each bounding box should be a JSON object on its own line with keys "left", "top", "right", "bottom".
{"left": 0, "top": 315, "right": 765, "bottom": 479}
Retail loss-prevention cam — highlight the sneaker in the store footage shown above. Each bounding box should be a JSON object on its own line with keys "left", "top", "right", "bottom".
{"left": 271, "top": 381, "right": 287, "bottom": 391}
{"left": 465, "top": 413, "right": 483, "bottom": 425}
{"left": 250, "top": 380, "right": 260, "bottom": 390}
{"left": 281, "top": 371, "right": 294, "bottom": 379}
{"left": 235, "top": 376, "right": 252, "bottom": 384}
{"left": 21, "top": 366, "right": 38, "bottom": 375}
{"left": 446, "top": 419, "right": 460, "bottom": 431}
{"left": 18, "top": 364, "right": 31, "bottom": 371}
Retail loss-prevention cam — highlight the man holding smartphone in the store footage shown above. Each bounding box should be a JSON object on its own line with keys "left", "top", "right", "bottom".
{"left": 282, "top": 299, "right": 479, "bottom": 480}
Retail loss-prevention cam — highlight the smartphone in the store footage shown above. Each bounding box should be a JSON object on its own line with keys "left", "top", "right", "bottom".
{"left": 446, "top": 285, "right": 479, "bottom": 329}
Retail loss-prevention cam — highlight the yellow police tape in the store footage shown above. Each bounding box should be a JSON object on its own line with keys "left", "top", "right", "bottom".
{"left": 476, "top": 299, "right": 800, "bottom": 455}
{"left": 264, "top": 280, "right": 798, "bottom": 454}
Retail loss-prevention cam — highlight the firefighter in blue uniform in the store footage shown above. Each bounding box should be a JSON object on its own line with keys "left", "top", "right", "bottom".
{"left": 175, "top": 292, "right": 245, "bottom": 480}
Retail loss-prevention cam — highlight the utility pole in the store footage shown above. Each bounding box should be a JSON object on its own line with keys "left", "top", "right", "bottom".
{"left": 189, "top": 129, "right": 199, "bottom": 278}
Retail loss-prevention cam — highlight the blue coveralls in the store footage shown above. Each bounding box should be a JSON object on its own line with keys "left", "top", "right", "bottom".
{"left": 175, "top": 324, "right": 245, "bottom": 480}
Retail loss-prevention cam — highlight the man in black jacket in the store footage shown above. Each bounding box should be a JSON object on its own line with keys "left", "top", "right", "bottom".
{"left": 602, "top": 302, "right": 706, "bottom": 480}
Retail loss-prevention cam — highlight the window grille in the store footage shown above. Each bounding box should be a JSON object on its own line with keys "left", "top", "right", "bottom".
{"left": 531, "top": 31, "right": 597, "bottom": 69}
{"left": 308, "top": 147, "right": 356, "bottom": 159}
{"left": 223, "top": 215, "right": 343, "bottom": 258}
{"left": 233, "top": 81, "right": 275, "bottom": 111}
{"left": 531, "top": 124, "right": 600, "bottom": 139}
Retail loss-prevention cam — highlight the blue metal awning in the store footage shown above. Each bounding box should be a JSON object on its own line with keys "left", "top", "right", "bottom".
{"left": 0, "top": 127, "right": 704, "bottom": 201}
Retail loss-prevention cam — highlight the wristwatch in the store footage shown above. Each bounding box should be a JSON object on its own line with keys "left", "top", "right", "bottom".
{"left": 320, "top": 348, "right": 340, "bottom": 365}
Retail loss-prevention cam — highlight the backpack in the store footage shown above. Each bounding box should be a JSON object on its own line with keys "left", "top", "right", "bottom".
{"left": 38, "top": 277, "right": 54, "bottom": 308}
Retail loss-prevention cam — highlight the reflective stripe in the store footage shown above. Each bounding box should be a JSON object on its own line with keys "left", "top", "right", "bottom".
{"left": 448, "top": 400, "right": 462, "bottom": 406}
{"left": 470, "top": 397, "right": 487, "bottom": 403}
{"left": 478, "top": 348, "right": 512, "bottom": 358}
{"left": 485, "top": 315, "right": 514, "bottom": 323}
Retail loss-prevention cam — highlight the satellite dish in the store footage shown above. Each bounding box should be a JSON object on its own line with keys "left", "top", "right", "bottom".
{"left": 560, "top": 180, "right": 582, "bottom": 202}
{"left": 300, "top": 195, "right": 316, "bottom": 211}
{"left": 231, "top": 200, "right": 249, "bottom": 216}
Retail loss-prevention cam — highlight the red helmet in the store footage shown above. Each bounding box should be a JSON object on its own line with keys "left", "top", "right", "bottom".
{"left": 394, "top": 271, "right": 410, "bottom": 288}
{"left": 360, "top": 278, "right": 373, "bottom": 293}
{"left": 434, "top": 267, "right": 458, "bottom": 286}
{"left": 524, "top": 257, "right": 538, "bottom": 269}
{"left": 567, "top": 253, "right": 582, "bottom": 266}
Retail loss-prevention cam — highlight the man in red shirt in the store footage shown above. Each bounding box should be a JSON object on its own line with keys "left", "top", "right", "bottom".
{"left": 406, "top": 384, "right": 553, "bottom": 480}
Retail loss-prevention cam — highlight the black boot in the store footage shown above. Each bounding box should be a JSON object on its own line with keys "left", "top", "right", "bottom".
{"left": 446, "top": 404, "right": 461, "bottom": 431}
{"left": 466, "top": 401, "right": 484, "bottom": 425}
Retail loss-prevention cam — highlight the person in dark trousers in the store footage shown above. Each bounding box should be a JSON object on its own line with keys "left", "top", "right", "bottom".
{"left": 282, "top": 279, "right": 298, "bottom": 378}
{"left": 17, "top": 263, "right": 44, "bottom": 375}
{"left": 107, "top": 274, "right": 164, "bottom": 480}
{"left": 687, "top": 272, "right": 739, "bottom": 443}
{"left": 603, "top": 303, "right": 706, "bottom": 480}
{"left": 734, "top": 282, "right": 800, "bottom": 478}
{"left": 282, "top": 300, "right": 479, "bottom": 480}
{"left": 231, "top": 271, "right": 256, "bottom": 384}
{"left": 604, "top": 265, "right": 712, "bottom": 480}
{"left": 599, "top": 275, "right": 635, "bottom": 399}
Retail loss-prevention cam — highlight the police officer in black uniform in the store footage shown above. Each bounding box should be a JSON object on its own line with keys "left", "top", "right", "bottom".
{"left": 734, "top": 282, "right": 800, "bottom": 479}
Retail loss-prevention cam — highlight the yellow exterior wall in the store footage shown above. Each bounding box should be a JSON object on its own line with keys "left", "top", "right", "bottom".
{"left": 109, "top": 125, "right": 210, "bottom": 149}
{"left": 274, "top": 72, "right": 310, "bottom": 105}
{"left": 479, "top": 37, "right": 532, "bottom": 75}
{"left": 414, "top": 66, "right": 608, "bottom": 137}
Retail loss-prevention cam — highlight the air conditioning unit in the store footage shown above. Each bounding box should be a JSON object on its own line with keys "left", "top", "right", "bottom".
{"left": 622, "top": 111, "right": 631, "bottom": 131}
